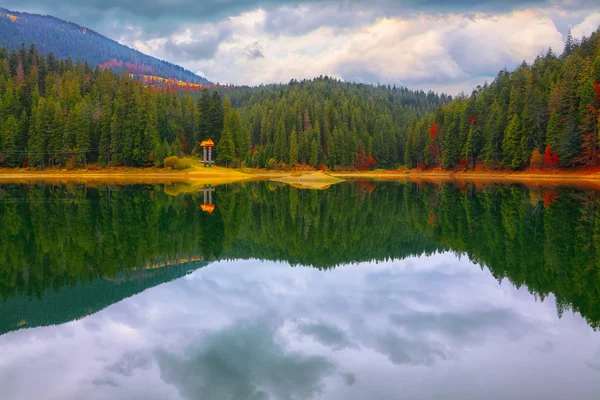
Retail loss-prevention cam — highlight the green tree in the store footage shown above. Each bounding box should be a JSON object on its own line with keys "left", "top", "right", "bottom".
{"left": 502, "top": 114, "right": 522, "bottom": 168}
{"left": 289, "top": 127, "right": 298, "bottom": 165}
{"left": 217, "top": 125, "right": 235, "bottom": 167}
{"left": 309, "top": 137, "right": 318, "bottom": 167}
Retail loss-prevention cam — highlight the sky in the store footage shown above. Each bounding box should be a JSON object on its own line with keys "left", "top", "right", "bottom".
{"left": 4, "top": 0, "right": 600, "bottom": 94}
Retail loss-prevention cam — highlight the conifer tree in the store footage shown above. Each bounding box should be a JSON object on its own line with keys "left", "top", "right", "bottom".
{"left": 289, "top": 127, "right": 298, "bottom": 165}
{"left": 217, "top": 126, "right": 234, "bottom": 167}
{"left": 502, "top": 114, "right": 522, "bottom": 168}
{"left": 310, "top": 137, "right": 318, "bottom": 167}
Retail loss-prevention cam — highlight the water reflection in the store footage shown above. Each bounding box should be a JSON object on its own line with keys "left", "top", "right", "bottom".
{"left": 1, "top": 256, "right": 599, "bottom": 399}
{"left": 1, "top": 181, "right": 600, "bottom": 399}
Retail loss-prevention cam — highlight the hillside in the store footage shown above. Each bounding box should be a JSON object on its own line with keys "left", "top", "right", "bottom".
{"left": 217, "top": 78, "right": 452, "bottom": 169}
{"left": 405, "top": 28, "right": 600, "bottom": 171}
{"left": 0, "top": 7, "right": 210, "bottom": 84}
{"left": 0, "top": 44, "right": 449, "bottom": 170}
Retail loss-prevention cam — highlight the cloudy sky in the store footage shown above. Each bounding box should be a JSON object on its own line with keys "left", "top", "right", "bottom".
{"left": 1, "top": 254, "right": 599, "bottom": 399}
{"left": 4, "top": 0, "right": 600, "bottom": 93}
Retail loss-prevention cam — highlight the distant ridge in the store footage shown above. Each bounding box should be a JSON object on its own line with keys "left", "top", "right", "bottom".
{"left": 0, "top": 7, "right": 211, "bottom": 84}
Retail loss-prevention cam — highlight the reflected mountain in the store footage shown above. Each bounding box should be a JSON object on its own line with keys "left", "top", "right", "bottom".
{"left": 1, "top": 180, "right": 600, "bottom": 335}
{"left": 0, "top": 259, "right": 208, "bottom": 335}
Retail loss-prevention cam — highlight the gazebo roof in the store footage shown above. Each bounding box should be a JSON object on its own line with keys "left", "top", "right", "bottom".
{"left": 200, "top": 138, "right": 215, "bottom": 147}
{"left": 200, "top": 204, "right": 215, "bottom": 213}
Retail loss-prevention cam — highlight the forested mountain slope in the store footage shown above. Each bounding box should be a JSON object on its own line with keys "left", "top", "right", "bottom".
{"left": 219, "top": 79, "right": 451, "bottom": 169}
{"left": 405, "top": 29, "right": 600, "bottom": 170}
{"left": 0, "top": 7, "right": 209, "bottom": 84}
{"left": 0, "top": 44, "right": 449, "bottom": 169}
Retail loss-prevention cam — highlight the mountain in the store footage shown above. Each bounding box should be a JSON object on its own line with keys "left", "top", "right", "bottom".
{"left": 0, "top": 7, "right": 210, "bottom": 84}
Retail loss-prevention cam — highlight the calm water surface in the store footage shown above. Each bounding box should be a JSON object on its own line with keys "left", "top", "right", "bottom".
{"left": 1, "top": 181, "right": 599, "bottom": 399}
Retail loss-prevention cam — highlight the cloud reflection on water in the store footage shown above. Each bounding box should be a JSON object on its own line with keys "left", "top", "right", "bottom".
{"left": 0, "top": 253, "right": 598, "bottom": 400}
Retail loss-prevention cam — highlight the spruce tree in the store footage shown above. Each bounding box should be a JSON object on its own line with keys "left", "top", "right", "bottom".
{"left": 310, "top": 137, "right": 318, "bottom": 167}
{"left": 289, "top": 127, "right": 298, "bottom": 165}
{"left": 502, "top": 114, "right": 522, "bottom": 168}
{"left": 217, "top": 126, "right": 234, "bottom": 167}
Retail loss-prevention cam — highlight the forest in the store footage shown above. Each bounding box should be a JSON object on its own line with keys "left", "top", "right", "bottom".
{"left": 0, "top": 43, "right": 448, "bottom": 169}
{"left": 1, "top": 181, "right": 600, "bottom": 332}
{"left": 1, "top": 27, "right": 600, "bottom": 171}
{"left": 406, "top": 29, "right": 600, "bottom": 170}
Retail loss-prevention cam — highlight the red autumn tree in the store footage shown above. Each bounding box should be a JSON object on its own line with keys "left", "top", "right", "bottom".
{"left": 428, "top": 122, "right": 441, "bottom": 163}
{"left": 543, "top": 145, "right": 560, "bottom": 168}
{"left": 468, "top": 114, "right": 478, "bottom": 126}
{"left": 355, "top": 144, "right": 377, "bottom": 170}
{"left": 429, "top": 122, "right": 439, "bottom": 140}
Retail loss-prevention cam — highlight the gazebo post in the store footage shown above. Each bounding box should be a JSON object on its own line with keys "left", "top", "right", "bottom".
{"left": 200, "top": 138, "right": 215, "bottom": 168}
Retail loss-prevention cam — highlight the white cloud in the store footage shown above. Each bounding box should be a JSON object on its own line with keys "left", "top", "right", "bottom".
{"left": 122, "top": 5, "right": 587, "bottom": 93}
{"left": 571, "top": 12, "right": 600, "bottom": 38}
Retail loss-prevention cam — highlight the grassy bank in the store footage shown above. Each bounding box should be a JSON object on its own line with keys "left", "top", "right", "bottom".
{"left": 4, "top": 159, "right": 600, "bottom": 188}
{"left": 0, "top": 158, "right": 255, "bottom": 186}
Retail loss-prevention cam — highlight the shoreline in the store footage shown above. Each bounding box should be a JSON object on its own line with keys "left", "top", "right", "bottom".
{"left": 3, "top": 166, "right": 600, "bottom": 187}
{"left": 331, "top": 169, "right": 600, "bottom": 182}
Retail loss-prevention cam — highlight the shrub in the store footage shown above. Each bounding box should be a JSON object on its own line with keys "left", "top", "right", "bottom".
{"left": 164, "top": 156, "right": 188, "bottom": 170}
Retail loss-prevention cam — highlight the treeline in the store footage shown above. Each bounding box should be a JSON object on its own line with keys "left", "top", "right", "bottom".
{"left": 406, "top": 28, "right": 600, "bottom": 169}
{"left": 220, "top": 78, "right": 450, "bottom": 169}
{"left": 2, "top": 181, "right": 600, "bottom": 329}
{"left": 0, "top": 44, "right": 224, "bottom": 167}
{"left": 0, "top": 44, "right": 450, "bottom": 169}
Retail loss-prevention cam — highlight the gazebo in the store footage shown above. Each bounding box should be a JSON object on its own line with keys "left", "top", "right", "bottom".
{"left": 201, "top": 184, "right": 215, "bottom": 213}
{"left": 200, "top": 138, "right": 215, "bottom": 168}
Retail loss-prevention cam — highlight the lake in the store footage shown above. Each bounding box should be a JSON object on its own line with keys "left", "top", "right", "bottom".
{"left": 1, "top": 180, "right": 600, "bottom": 399}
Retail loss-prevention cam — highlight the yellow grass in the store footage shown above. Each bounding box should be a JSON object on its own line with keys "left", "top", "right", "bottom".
{"left": 7, "top": 160, "right": 600, "bottom": 189}
{"left": 269, "top": 171, "right": 345, "bottom": 190}
{"left": 0, "top": 158, "right": 254, "bottom": 187}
